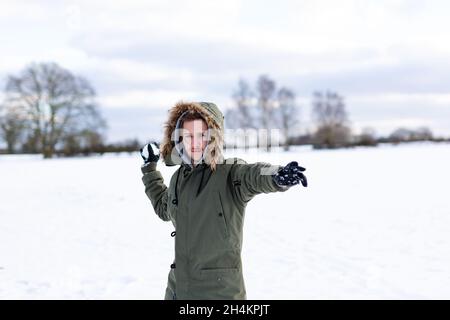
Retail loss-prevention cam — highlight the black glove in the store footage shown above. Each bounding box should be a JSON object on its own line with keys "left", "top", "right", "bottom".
{"left": 272, "top": 161, "right": 307, "bottom": 187}
{"left": 140, "top": 142, "right": 160, "bottom": 164}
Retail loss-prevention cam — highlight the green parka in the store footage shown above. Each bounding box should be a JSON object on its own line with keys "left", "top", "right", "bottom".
{"left": 141, "top": 101, "right": 291, "bottom": 300}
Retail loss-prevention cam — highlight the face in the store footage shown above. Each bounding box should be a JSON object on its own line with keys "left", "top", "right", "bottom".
{"left": 182, "top": 119, "right": 209, "bottom": 163}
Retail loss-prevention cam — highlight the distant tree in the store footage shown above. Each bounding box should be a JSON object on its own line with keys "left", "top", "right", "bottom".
{"left": 59, "top": 129, "right": 106, "bottom": 156}
{"left": 389, "top": 128, "right": 411, "bottom": 143}
{"left": 312, "top": 90, "right": 351, "bottom": 148}
{"left": 61, "top": 133, "right": 81, "bottom": 156}
{"left": 0, "top": 104, "right": 27, "bottom": 153}
{"left": 102, "top": 138, "right": 141, "bottom": 154}
{"left": 355, "top": 126, "right": 378, "bottom": 146}
{"left": 256, "top": 75, "right": 276, "bottom": 131}
{"left": 227, "top": 75, "right": 302, "bottom": 151}
{"left": 276, "top": 87, "right": 299, "bottom": 151}
{"left": 230, "top": 79, "right": 255, "bottom": 129}
{"left": 388, "top": 126, "right": 433, "bottom": 143}
{"left": 413, "top": 126, "right": 433, "bottom": 140}
{"left": 4, "top": 62, "right": 107, "bottom": 158}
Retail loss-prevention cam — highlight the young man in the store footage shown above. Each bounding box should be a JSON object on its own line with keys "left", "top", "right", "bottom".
{"left": 139, "top": 101, "right": 307, "bottom": 300}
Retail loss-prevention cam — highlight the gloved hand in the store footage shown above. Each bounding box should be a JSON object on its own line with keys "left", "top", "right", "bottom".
{"left": 140, "top": 142, "right": 160, "bottom": 165}
{"left": 272, "top": 161, "right": 307, "bottom": 187}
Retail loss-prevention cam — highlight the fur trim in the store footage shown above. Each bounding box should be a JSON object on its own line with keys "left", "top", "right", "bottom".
{"left": 160, "top": 100, "right": 224, "bottom": 171}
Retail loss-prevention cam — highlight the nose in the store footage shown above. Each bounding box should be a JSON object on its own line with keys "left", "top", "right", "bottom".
{"left": 192, "top": 138, "right": 202, "bottom": 149}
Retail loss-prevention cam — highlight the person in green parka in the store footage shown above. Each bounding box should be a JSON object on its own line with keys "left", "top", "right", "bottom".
{"left": 139, "top": 101, "right": 307, "bottom": 300}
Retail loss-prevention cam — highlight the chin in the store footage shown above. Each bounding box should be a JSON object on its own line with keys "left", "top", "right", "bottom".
{"left": 191, "top": 154, "right": 202, "bottom": 162}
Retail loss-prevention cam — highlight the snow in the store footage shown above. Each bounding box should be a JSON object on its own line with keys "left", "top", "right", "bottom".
{"left": 1, "top": 142, "right": 450, "bottom": 299}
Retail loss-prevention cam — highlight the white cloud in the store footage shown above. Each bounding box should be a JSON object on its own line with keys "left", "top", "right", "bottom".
{"left": 99, "top": 89, "right": 200, "bottom": 109}
{"left": 0, "top": 1, "right": 47, "bottom": 19}
{"left": 350, "top": 93, "right": 450, "bottom": 106}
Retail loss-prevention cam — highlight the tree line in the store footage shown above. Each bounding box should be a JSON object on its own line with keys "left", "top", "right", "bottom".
{"left": 225, "top": 74, "right": 449, "bottom": 150}
{"left": 1, "top": 63, "right": 448, "bottom": 157}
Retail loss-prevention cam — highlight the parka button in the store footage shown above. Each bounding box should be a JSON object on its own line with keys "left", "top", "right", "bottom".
{"left": 172, "top": 199, "right": 178, "bottom": 205}
{"left": 218, "top": 212, "right": 223, "bottom": 216}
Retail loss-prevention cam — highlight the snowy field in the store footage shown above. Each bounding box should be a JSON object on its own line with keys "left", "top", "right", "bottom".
{"left": 1, "top": 142, "right": 450, "bottom": 299}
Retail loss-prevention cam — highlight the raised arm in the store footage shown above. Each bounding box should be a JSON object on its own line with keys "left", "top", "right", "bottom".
{"left": 140, "top": 142, "right": 171, "bottom": 222}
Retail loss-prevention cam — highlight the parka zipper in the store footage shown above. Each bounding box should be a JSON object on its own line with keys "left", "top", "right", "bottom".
{"left": 217, "top": 192, "right": 229, "bottom": 238}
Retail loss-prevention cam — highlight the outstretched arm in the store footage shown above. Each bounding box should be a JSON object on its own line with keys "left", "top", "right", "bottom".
{"left": 230, "top": 158, "right": 307, "bottom": 205}
{"left": 229, "top": 158, "right": 290, "bottom": 204}
{"left": 140, "top": 142, "right": 171, "bottom": 222}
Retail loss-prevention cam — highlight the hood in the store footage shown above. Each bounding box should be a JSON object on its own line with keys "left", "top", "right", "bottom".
{"left": 160, "top": 100, "right": 225, "bottom": 171}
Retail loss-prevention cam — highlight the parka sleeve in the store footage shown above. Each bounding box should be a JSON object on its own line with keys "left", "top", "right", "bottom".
{"left": 229, "top": 158, "right": 291, "bottom": 205}
{"left": 141, "top": 162, "right": 171, "bottom": 222}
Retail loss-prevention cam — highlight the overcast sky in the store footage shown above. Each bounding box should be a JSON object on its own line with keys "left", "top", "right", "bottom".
{"left": 1, "top": 0, "right": 450, "bottom": 143}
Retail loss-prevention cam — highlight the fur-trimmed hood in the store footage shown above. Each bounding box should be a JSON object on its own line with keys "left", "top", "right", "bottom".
{"left": 160, "top": 101, "right": 224, "bottom": 171}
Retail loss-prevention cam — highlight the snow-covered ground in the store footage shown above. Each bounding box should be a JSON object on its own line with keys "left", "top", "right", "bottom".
{"left": 1, "top": 142, "right": 450, "bottom": 299}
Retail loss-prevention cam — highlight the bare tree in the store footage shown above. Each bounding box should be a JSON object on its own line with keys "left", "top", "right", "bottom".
{"left": 276, "top": 87, "right": 299, "bottom": 151}
{"left": 256, "top": 75, "right": 276, "bottom": 150}
{"left": 312, "top": 90, "right": 351, "bottom": 148}
{"left": 230, "top": 79, "right": 255, "bottom": 129}
{"left": 0, "top": 104, "right": 27, "bottom": 153}
{"left": 228, "top": 75, "right": 303, "bottom": 150}
{"left": 256, "top": 75, "right": 276, "bottom": 129}
{"left": 4, "top": 62, "right": 107, "bottom": 158}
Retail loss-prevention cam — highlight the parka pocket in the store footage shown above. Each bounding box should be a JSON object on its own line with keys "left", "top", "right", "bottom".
{"left": 200, "top": 267, "right": 239, "bottom": 279}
